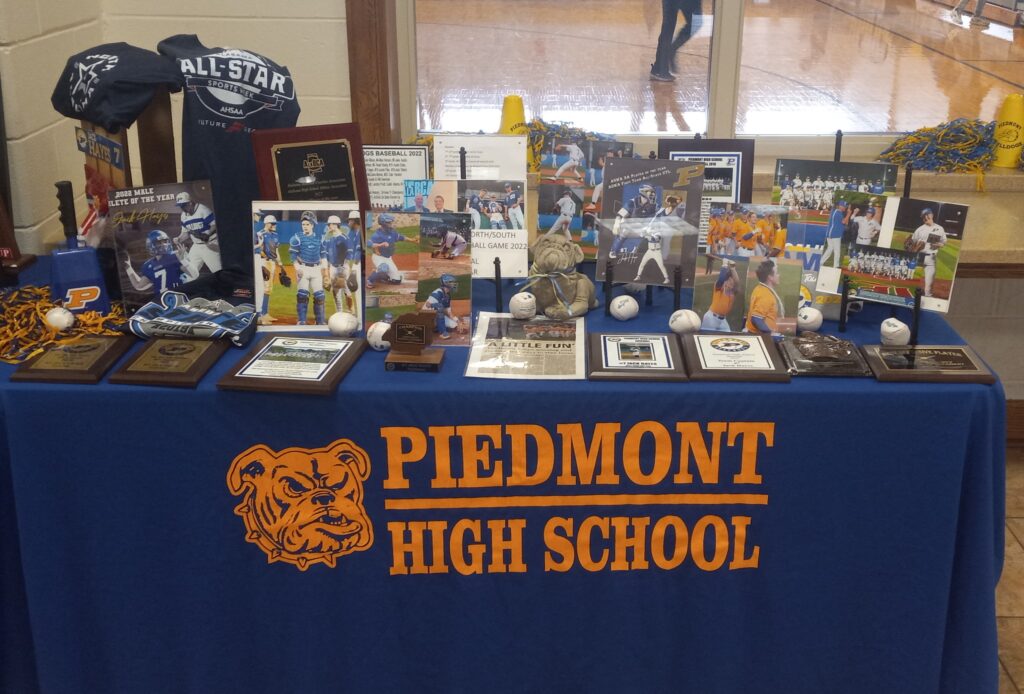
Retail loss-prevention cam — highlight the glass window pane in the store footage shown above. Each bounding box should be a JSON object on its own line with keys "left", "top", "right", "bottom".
{"left": 416, "top": 0, "right": 714, "bottom": 135}
{"left": 738, "top": 0, "right": 1024, "bottom": 135}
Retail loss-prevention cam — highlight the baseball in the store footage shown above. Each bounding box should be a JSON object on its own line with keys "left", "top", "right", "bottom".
{"left": 797, "top": 306, "right": 824, "bottom": 332}
{"left": 880, "top": 318, "right": 911, "bottom": 346}
{"left": 366, "top": 321, "right": 392, "bottom": 351}
{"left": 327, "top": 312, "right": 359, "bottom": 337}
{"left": 45, "top": 306, "right": 75, "bottom": 331}
{"left": 610, "top": 295, "right": 640, "bottom": 321}
{"left": 509, "top": 292, "right": 537, "bottom": 320}
{"left": 668, "top": 309, "right": 701, "bottom": 335}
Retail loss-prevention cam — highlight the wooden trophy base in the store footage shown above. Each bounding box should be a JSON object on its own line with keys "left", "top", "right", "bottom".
{"left": 385, "top": 347, "right": 444, "bottom": 372}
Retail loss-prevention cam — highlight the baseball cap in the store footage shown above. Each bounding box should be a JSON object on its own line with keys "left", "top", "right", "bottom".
{"left": 327, "top": 215, "right": 342, "bottom": 225}
{"left": 348, "top": 211, "right": 361, "bottom": 220}
{"left": 51, "top": 43, "right": 184, "bottom": 132}
{"left": 263, "top": 214, "right": 277, "bottom": 224}
{"left": 175, "top": 192, "right": 192, "bottom": 205}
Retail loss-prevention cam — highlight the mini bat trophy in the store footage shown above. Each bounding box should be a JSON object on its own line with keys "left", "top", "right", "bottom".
{"left": 384, "top": 311, "right": 444, "bottom": 372}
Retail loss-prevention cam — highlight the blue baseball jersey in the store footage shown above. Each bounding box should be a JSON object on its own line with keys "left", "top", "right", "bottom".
{"left": 181, "top": 203, "right": 216, "bottom": 242}
{"left": 321, "top": 233, "right": 349, "bottom": 266}
{"left": 290, "top": 232, "right": 324, "bottom": 264}
{"left": 504, "top": 190, "right": 521, "bottom": 209}
{"left": 468, "top": 195, "right": 483, "bottom": 212}
{"left": 141, "top": 253, "right": 187, "bottom": 294}
{"left": 370, "top": 228, "right": 407, "bottom": 258}
{"left": 256, "top": 229, "right": 279, "bottom": 259}
{"left": 425, "top": 287, "right": 451, "bottom": 311}
{"left": 826, "top": 208, "right": 847, "bottom": 239}
{"left": 870, "top": 182, "right": 884, "bottom": 194}
{"left": 343, "top": 226, "right": 362, "bottom": 261}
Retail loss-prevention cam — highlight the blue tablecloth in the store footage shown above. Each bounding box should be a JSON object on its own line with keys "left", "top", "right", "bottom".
{"left": 0, "top": 275, "right": 1005, "bottom": 694}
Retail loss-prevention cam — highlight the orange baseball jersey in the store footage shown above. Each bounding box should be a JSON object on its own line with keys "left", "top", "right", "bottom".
{"left": 709, "top": 284, "right": 735, "bottom": 316}
{"left": 745, "top": 283, "right": 780, "bottom": 333}
{"left": 734, "top": 219, "right": 757, "bottom": 250}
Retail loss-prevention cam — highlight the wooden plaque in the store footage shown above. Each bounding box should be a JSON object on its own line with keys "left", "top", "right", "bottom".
{"left": 588, "top": 333, "right": 687, "bottom": 382}
{"left": 218, "top": 334, "right": 367, "bottom": 395}
{"left": 861, "top": 344, "right": 996, "bottom": 384}
{"left": 680, "top": 333, "right": 790, "bottom": 382}
{"left": 252, "top": 123, "right": 371, "bottom": 212}
{"left": 109, "top": 338, "right": 229, "bottom": 388}
{"left": 10, "top": 335, "right": 135, "bottom": 384}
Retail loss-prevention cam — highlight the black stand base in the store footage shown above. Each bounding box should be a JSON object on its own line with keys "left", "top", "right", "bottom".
{"left": 673, "top": 266, "right": 682, "bottom": 312}
{"left": 604, "top": 262, "right": 615, "bottom": 317}
{"left": 493, "top": 257, "right": 503, "bottom": 313}
{"left": 838, "top": 276, "right": 851, "bottom": 333}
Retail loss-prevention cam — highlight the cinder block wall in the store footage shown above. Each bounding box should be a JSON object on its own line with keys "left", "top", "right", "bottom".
{"left": 0, "top": 0, "right": 103, "bottom": 252}
{"left": 0, "top": 0, "right": 353, "bottom": 251}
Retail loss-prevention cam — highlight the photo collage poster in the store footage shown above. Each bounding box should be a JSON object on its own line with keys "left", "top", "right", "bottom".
{"left": 669, "top": 150, "right": 742, "bottom": 257}
{"left": 110, "top": 180, "right": 219, "bottom": 312}
{"left": 416, "top": 212, "right": 473, "bottom": 346}
{"left": 693, "top": 203, "right": 802, "bottom": 336}
{"left": 823, "top": 197, "right": 969, "bottom": 312}
{"left": 771, "top": 159, "right": 899, "bottom": 319}
{"left": 251, "top": 201, "right": 361, "bottom": 331}
{"left": 594, "top": 157, "right": 703, "bottom": 288}
{"left": 538, "top": 138, "right": 633, "bottom": 259}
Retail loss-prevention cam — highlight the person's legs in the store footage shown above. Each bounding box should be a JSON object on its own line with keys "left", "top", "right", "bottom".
{"left": 652, "top": 0, "right": 678, "bottom": 79}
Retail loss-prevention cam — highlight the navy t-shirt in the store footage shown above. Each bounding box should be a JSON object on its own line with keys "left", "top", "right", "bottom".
{"left": 157, "top": 35, "right": 300, "bottom": 280}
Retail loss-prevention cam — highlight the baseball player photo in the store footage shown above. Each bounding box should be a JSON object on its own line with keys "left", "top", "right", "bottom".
{"left": 417, "top": 213, "right": 472, "bottom": 346}
{"left": 693, "top": 257, "right": 747, "bottom": 333}
{"left": 176, "top": 190, "right": 221, "bottom": 276}
{"left": 537, "top": 184, "right": 583, "bottom": 245}
{"left": 363, "top": 211, "right": 420, "bottom": 327}
{"left": 457, "top": 179, "right": 529, "bottom": 279}
{"left": 742, "top": 257, "right": 800, "bottom": 336}
{"left": 250, "top": 201, "right": 360, "bottom": 331}
{"left": 884, "top": 197, "right": 967, "bottom": 312}
{"left": 596, "top": 157, "right": 704, "bottom": 289}
{"left": 109, "top": 180, "right": 217, "bottom": 312}
{"left": 546, "top": 138, "right": 587, "bottom": 183}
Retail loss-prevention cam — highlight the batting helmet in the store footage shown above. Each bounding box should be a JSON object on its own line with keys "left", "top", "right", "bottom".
{"left": 326, "top": 215, "right": 342, "bottom": 225}
{"left": 639, "top": 184, "right": 655, "bottom": 198}
{"left": 920, "top": 207, "right": 934, "bottom": 218}
{"left": 263, "top": 214, "right": 277, "bottom": 224}
{"left": 348, "top": 211, "right": 361, "bottom": 220}
{"left": 175, "top": 192, "right": 192, "bottom": 205}
{"left": 378, "top": 213, "right": 395, "bottom": 225}
{"left": 836, "top": 200, "right": 848, "bottom": 208}
{"left": 300, "top": 211, "right": 317, "bottom": 225}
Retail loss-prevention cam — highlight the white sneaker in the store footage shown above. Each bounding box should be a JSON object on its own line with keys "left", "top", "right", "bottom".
{"left": 950, "top": 9, "right": 963, "bottom": 22}
{"left": 970, "top": 15, "right": 990, "bottom": 26}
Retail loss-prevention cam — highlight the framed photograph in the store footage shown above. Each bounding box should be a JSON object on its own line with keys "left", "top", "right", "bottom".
{"left": 364, "top": 211, "right": 421, "bottom": 328}
{"left": 416, "top": 212, "right": 473, "bottom": 347}
{"left": 252, "top": 201, "right": 362, "bottom": 331}
{"left": 218, "top": 335, "right": 367, "bottom": 395}
{"left": 658, "top": 138, "right": 755, "bottom": 202}
{"left": 596, "top": 158, "right": 703, "bottom": 288}
{"left": 587, "top": 333, "right": 687, "bottom": 381}
{"left": 680, "top": 333, "right": 790, "bottom": 382}
{"left": 108, "top": 338, "right": 229, "bottom": 388}
{"left": 252, "top": 123, "right": 371, "bottom": 212}
{"left": 10, "top": 335, "right": 135, "bottom": 384}
{"left": 108, "top": 180, "right": 219, "bottom": 312}
{"left": 860, "top": 344, "right": 996, "bottom": 384}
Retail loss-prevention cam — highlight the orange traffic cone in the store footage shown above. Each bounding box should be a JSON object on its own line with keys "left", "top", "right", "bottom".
{"left": 993, "top": 93, "right": 1023, "bottom": 169}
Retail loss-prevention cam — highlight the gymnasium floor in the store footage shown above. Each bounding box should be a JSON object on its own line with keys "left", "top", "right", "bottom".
{"left": 415, "top": 0, "right": 1024, "bottom": 135}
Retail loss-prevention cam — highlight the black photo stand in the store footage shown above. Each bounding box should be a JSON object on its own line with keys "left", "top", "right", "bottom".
{"left": 834, "top": 130, "right": 843, "bottom": 162}
{"left": 604, "top": 260, "right": 616, "bottom": 317}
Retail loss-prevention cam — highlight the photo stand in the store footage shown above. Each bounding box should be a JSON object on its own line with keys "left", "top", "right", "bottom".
{"left": 838, "top": 275, "right": 924, "bottom": 346}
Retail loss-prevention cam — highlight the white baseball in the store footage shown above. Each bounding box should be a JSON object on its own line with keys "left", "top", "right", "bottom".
{"left": 797, "top": 306, "right": 824, "bottom": 332}
{"left": 508, "top": 292, "right": 537, "bottom": 320}
{"left": 880, "top": 318, "right": 911, "bottom": 346}
{"left": 668, "top": 309, "right": 701, "bottom": 335}
{"left": 610, "top": 295, "right": 639, "bottom": 321}
{"left": 366, "top": 321, "right": 392, "bottom": 351}
{"left": 45, "top": 306, "right": 75, "bottom": 331}
{"left": 327, "top": 312, "right": 359, "bottom": 337}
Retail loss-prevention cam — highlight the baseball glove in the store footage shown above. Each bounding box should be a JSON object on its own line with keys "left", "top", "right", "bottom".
{"left": 346, "top": 274, "right": 359, "bottom": 293}
{"left": 278, "top": 268, "right": 292, "bottom": 287}
{"left": 904, "top": 238, "right": 926, "bottom": 253}
{"left": 332, "top": 274, "right": 348, "bottom": 290}
{"left": 322, "top": 269, "right": 332, "bottom": 290}
{"left": 262, "top": 266, "right": 271, "bottom": 282}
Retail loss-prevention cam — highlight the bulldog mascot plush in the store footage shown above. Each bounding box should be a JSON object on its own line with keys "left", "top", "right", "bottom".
{"left": 228, "top": 438, "right": 373, "bottom": 570}
{"left": 524, "top": 235, "right": 598, "bottom": 319}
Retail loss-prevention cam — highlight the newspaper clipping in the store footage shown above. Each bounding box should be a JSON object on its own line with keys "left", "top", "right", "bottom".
{"left": 465, "top": 312, "right": 586, "bottom": 379}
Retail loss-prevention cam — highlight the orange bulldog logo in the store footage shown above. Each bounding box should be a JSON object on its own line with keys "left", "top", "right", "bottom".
{"left": 228, "top": 439, "right": 373, "bottom": 570}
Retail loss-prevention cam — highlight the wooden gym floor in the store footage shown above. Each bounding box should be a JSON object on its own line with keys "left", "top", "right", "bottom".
{"left": 415, "top": 0, "right": 1024, "bottom": 135}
